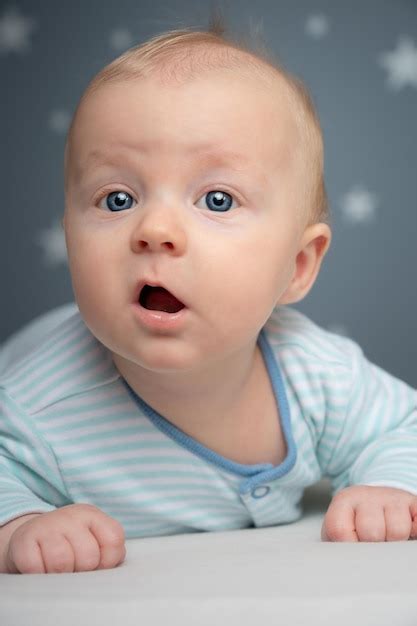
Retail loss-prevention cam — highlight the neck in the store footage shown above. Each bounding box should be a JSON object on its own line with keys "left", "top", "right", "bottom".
{"left": 111, "top": 337, "right": 261, "bottom": 434}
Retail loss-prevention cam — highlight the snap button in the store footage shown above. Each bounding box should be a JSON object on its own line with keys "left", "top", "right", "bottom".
{"left": 251, "top": 485, "right": 270, "bottom": 499}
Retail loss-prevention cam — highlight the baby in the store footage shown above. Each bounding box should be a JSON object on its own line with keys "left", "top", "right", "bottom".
{"left": 1, "top": 23, "right": 417, "bottom": 575}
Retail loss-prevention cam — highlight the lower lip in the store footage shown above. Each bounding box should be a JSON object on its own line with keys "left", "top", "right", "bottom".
{"left": 132, "top": 303, "right": 189, "bottom": 331}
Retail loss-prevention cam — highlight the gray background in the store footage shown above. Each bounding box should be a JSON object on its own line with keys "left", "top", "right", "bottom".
{"left": 1, "top": 0, "right": 416, "bottom": 386}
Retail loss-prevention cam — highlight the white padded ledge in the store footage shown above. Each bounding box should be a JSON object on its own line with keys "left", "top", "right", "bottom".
{"left": 1, "top": 481, "right": 417, "bottom": 626}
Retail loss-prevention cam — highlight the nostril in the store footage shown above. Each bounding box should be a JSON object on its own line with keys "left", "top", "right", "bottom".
{"left": 137, "top": 241, "right": 174, "bottom": 250}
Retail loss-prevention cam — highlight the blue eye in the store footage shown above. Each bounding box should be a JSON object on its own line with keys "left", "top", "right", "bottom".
{"left": 104, "top": 191, "right": 134, "bottom": 212}
{"left": 204, "top": 190, "right": 234, "bottom": 212}
{"left": 98, "top": 189, "right": 237, "bottom": 213}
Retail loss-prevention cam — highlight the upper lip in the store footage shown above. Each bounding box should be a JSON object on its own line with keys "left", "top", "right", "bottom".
{"left": 134, "top": 279, "right": 187, "bottom": 308}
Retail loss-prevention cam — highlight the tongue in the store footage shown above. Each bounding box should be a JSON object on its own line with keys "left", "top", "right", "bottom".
{"left": 145, "top": 287, "right": 184, "bottom": 313}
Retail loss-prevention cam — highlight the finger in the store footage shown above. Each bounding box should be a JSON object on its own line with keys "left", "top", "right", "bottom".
{"left": 384, "top": 505, "right": 412, "bottom": 541}
{"left": 39, "top": 533, "right": 75, "bottom": 573}
{"left": 322, "top": 498, "right": 359, "bottom": 542}
{"left": 355, "top": 502, "right": 385, "bottom": 542}
{"left": 97, "top": 538, "right": 126, "bottom": 570}
{"left": 66, "top": 529, "right": 101, "bottom": 572}
{"left": 96, "top": 533, "right": 127, "bottom": 570}
{"left": 88, "top": 515, "right": 126, "bottom": 570}
{"left": 5, "top": 534, "right": 46, "bottom": 574}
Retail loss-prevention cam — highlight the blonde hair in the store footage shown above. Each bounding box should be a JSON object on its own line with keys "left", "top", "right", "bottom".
{"left": 64, "top": 10, "right": 330, "bottom": 227}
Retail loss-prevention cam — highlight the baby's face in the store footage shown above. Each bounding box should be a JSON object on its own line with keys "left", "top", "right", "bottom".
{"left": 63, "top": 69, "right": 306, "bottom": 372}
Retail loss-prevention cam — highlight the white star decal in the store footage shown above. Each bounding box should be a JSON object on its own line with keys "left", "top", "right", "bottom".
{"left": 0, "top": 4, "right": 37, "bottom": 55}
{"left": 305, "top": 14, "right": 330, "bottom": 40}
{"left": 110, "top": 28, "right": 134, "bottom": 51}
{"left": 378, "top": 35, "right": 417, "bottom": 90}
{"left": 340, "top": 185, "right": 379, "bottom": 224}
{"left": 35, "top": 219, "right": 67, "bottom": 267}
{"left": 48, "top": 109, "right": 71, "bottom": 134}
{"left": 327, "top": 323, "right": 350, "bottom": 338}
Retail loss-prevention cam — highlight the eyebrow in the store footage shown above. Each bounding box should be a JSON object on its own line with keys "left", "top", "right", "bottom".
{"left": 80, "top": 144, "right": 252, "bottom": 177}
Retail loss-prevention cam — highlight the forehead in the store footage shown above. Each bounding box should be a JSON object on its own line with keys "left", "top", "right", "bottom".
{"left": 68, "top": 69, "right": 300, "bottom": 182}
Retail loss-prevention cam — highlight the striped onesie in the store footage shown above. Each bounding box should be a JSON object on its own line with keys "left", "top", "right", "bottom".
{"left": 1, "top": 305, "right": 416, "bottom": 538}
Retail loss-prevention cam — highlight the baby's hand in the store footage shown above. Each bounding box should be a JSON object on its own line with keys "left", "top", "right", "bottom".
{"left": 321, "top": 485, "right": 417, "bottom": 542}
{"left": 5, "top": 503, "right": 126, "bottom": 573}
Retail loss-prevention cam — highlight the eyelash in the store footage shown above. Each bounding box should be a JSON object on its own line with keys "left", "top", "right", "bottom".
{"left": 93, "top": 186, "right": 241, "bottom": 210}
{"left": 94, "top": 187, "right": 131, "bottom": 206}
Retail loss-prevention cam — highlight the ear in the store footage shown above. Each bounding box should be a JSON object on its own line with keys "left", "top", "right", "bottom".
{"left": 279, "top": 222, "right": 332, "bottom": 306}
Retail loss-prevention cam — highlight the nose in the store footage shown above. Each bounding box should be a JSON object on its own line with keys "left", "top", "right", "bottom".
{"left": 131, "top": 205, "right": 187, "bottom": 256}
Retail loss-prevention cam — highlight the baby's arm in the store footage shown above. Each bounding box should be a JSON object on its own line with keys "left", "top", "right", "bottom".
{"left": 0, "top": 387, "right": 126, "bottom": 573}
{"left": 317, "top": 339, "right": 417, "bottom": 541}
{"left": 0, "top": 387, "right": 70, "bottom": 525}
{"left": 0, "top": 388, "right": 126, "bottom": 573}
{"left": 0, "top": 504, "right": 125, "bottom": 574}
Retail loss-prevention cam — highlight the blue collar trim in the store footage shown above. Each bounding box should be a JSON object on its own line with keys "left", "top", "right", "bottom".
{"left": 122, "top": 328, "right": 297, "bottom": 495}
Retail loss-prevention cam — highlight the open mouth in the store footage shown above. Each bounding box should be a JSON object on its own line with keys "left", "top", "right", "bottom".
{"left": 139, "top": 285, "right": 185, "bottom": 314}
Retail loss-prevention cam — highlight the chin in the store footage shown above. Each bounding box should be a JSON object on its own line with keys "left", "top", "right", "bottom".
{"left": 120, "top": 344, "right": 200, "bottom": 374}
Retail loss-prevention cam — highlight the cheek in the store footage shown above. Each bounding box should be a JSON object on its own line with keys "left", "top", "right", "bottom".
{"left": 66, "top": 219, "right": 121, "bottom": 271}
{"left": 66, "top": 233, "right": 93, "bottom": 288}
{"left": 65, "top": 226, "right": 121, "bottom": 309}
{"left": 216, "top": 231, "right": 292, "bottom": 294}
{"left": 204, "top": 231, "right": 293, "bottom": 328}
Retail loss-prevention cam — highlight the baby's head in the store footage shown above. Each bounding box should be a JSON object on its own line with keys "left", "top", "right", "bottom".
{"left": 62, "top": 22, "right": 332, "bottom": 373}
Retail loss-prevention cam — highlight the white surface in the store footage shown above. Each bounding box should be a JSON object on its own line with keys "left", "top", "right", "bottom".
{"left": 1, "top": 484, "right": 417, "bottom": 625}
{"left": 1, "top": 307, "right": 417, "bottom": 625}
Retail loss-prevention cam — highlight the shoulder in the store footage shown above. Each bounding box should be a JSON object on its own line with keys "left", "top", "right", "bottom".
{"left": 262, "top": 306, "right": 362, "bottom": 447}
{"left": 0, "top": 309, "right": 120, "bottom": 415}
{"left": 262, "top": 305, "right": 361, "bottom": 405}
{"left": 263, "top": 305, "right": 360, "bottom": 366}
